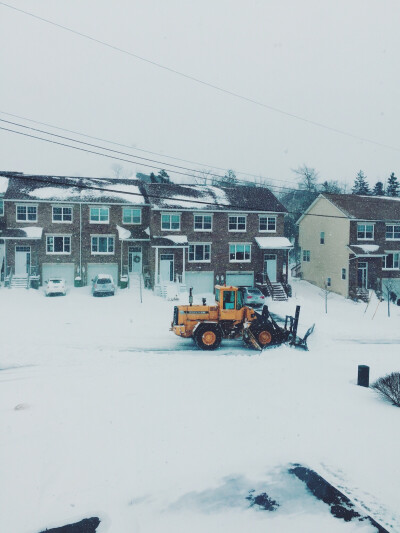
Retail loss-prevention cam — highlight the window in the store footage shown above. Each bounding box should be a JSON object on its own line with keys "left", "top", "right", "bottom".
{"left": 52, "top": 206, "right": 72, "bottom": 222}
{"left": 302, "top": 250, "right": 311, "bottom": 262}
{"left": 46, "top": 235, "right": 71, "bottom": 254}
{"left": 90, "top": 206, "right": 109, "bottom": 223}
{"left": 326, "top": 277, "right": 331, "bottom": 287}
{"left": 91, "top": 236, "right": 115, "bottom": 254}
{"left": 188, "top": 243, "right": 211, "bottom": 262}
{"left": 0, "top": 198, "right": 4, "bottom": 216}
{"left": 123, "top": 207, "right": 141, "bottom": 224}
{"left": 228, "top": 215, "right": 246, "bottom": 231}
{"left": 17, "top": 204, "right": 37, "bottom": 222}
{"left": 383, "top": 253, "right": 400, "bottom": 270}
{"left": 161, "top": 213, "right": 180, "bottom": 231}
{"left": 386, "top": 224, "right": 400, "bottom": 240}
{"left": 229, "top": 243, "right": 251, "bottom": 262}
{"left": 194, "top": 213, "right": 212, "bottom": 231}
{"left": 357, "top": 223, "right": 374, "bottom": 240}
{"left": 259, "top": 216, "right": 276, "bottom": 232}
{"left": 341, "top": 268, "right": 346, "bottom": 280}
{"left": 320, "top": 232, "right": 325, "bottom": 245}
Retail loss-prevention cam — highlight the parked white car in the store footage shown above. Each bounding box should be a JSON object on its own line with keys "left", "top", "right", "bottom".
{"left": 45, "top": 278, "right": 67, "bottom": 296}
{"left": 92, "top": 274, "right": 115, "bottom": 296}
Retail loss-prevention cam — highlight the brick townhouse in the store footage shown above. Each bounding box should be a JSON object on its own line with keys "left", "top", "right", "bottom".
{"left": 0, "top": 172, "right": 292, "bottom": 295}
{"left": 298, "top": 193, "right": 400, "bottom": 301}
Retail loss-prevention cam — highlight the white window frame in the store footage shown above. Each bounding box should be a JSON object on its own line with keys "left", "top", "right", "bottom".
{"left": 91, "top": 235, "right": 115, "bottom": 255}
{"left": 385, "top": 224, "right": 400, "bottom": 241}
{"left": 357, "top": 223, "right": 374, "bottom": 240}
{"left": 229, "top": 242, "right": 251, "bottom": 262}
{"left": 46, "top": 235, "right": 72, "bottom": 255}
{"left": 52, "top": 205, "right": 73, "bottom": 223}
{"left": 161, "top": 212, "right": 181, "bottom": 231}
{"left": 0, "top": 197, "right": 4, "bottom": 217}
{"left": 122, "top": 207, "right": 142, "bottom": 225}
{"left": 258, "top": 215, "right": 276, "bottom": 233}
{"left": 90, "top": 206, "right": 110, "bottom": 224}
{"left": 228, "top": 214, "right": 247, "bottom": 232}
{"left": 16, "top": 204, "right": 38, "bottom": 222}
{"left": 382, "top": 252, "right": 400, "bottom": 270}
{"left": 194, "top": 213, "right": 212, "bottom": 231}
{"left": 302, "top": 250, "right": 311, "bottom": 262}
{"left": 188, "top": 243, "right": 211, "bottom": 263}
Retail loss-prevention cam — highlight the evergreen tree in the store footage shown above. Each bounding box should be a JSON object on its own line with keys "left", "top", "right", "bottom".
{"left": 372, "top": 181, "right": 385, "bottom": 196}
{"left": 149, "top": 172, "right": 157, "bottom": 183}
{"left": 221, "top": 169, "right": 237, "bottom": 186}
{"left": 157, "top": 169, "right": 170, "bottom": 183}
{"left": 352, "top": 170, "right": 370, "bottom": 195}
{"left": 320, "top": 180, "right": 342, "bottom": 194}
{"left": 386, "top": 172, "right": 399, "bottom": 197}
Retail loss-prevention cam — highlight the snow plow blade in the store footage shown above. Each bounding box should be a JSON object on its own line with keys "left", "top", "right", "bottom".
{"left": 290, "top": 323, "right": 315, "bottom": 350}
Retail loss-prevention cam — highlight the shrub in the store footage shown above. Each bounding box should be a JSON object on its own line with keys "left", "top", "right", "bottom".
{"left": 371, "top": 372, "right": 400, "bottom": 407}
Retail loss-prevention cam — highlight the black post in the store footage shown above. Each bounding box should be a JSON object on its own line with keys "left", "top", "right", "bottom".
{"left": 291, "top": 305, "right": 300, "bottom": 344}
{"left": 357, "top": 365, "right": 370, "bottom": 387}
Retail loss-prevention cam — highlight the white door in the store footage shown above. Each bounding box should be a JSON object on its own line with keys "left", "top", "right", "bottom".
{"left": 129, "top": 247, "right": 142, "bottom": 273}
{"left": 15, "top": 246, "right": 30, "bottom": 276}
{"left": 42, "top": 263, "right": 75, "bottom": 286}
{"left": 87, "top": 263, "right": 119, "bottom": 284}
{"left": 264, "top": 254, "right": 277, "bottom": 282}
{"left": 160, "top": 254, "right": 174, "bottom": 282}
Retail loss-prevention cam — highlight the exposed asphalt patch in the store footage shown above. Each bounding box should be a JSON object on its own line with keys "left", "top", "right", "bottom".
{"left": 38, "top": 517, "right": 100, "bottom": 533}
{"left": 289, "top": 465, "right": 389, "bottom": 532}
{"left": 246, "top": 490, "right": 279, "bottom": 511}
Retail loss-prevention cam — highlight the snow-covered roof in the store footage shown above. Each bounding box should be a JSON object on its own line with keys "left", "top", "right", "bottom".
{"left": 144, "top": 182, "right": 287, "bottom": 212}
{"left": 162, "top": 234, "right": 188, "bottom": 244}
{"left": 152, "top": 236, "right": 189, "bottom": 247}
{"left": 116, "top": 225, "right": 131, "bottom": 241}
{"left": 255, "top": 237, "right": 293, "bottom": 249}
{"left": 1, "top": 227, "right": 43, "bottom": 239}
{"left": 348, "top": 244, "right": 385, "bottom": 257}
{"left": 1, "top": 173, "right": 147, "bottom": 205}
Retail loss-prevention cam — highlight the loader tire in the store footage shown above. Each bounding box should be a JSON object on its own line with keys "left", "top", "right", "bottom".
{"left": 194, "top": 324, "right": 222, "bottom": 351}
{"left": 250, "top": 323, "right": 276, "bottom": 348}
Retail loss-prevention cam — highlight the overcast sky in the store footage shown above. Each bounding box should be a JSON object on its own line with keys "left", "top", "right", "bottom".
{"left": 1, "top": 0, "right": 400, "bottom": 192}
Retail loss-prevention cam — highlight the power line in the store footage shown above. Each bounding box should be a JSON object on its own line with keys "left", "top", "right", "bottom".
{"left": 1, "top": 2, "right": 400, "bottom": 154}
{"left": 0, "top": 110, "right": 295, "bottom": 186}
{"left": 0, "top": 123, "right": 299, "bottom": 194}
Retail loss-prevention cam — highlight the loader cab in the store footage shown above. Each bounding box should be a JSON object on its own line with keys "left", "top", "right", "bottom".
{"left": 215, "top": 285, "right": 244, "bottom": 319}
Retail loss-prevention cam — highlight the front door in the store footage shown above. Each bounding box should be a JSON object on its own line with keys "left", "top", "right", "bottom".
{"left": 264, "top": 254, "right": 277, "bottom": 283}
{"left": 160, "top": 254, "right": 174, "bottom": 282}
{"left": 15, "top": 246, "right": 31, "bottom": 276}
{"left": 357, "top": 261, "right": 368, "bottom": 288}
{"left": 128, "top": 246, "right": 142, "bottom": 273}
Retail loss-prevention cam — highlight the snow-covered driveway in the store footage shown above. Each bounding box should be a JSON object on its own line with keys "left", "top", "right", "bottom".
{"left": 1, "top": 282, "right": 399, "bottom": 532}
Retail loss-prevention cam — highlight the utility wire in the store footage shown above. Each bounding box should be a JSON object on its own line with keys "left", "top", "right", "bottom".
{"left": 0, "top": 123, "right": 299, "bottom": 194}
{"left": 0, "top": 110, "right": 295, "bottom": 186}
{"left": 1, "top": 1, "right": 399, "bottom": 153}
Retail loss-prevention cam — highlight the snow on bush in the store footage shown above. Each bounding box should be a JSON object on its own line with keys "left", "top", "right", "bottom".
{"left": 371, "top": 372, "right": 400, "bottom": 407}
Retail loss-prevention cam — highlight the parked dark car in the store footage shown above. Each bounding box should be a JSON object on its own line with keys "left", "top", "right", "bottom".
{"left": 91, "top": 274, "right": 115, "bottom": 296}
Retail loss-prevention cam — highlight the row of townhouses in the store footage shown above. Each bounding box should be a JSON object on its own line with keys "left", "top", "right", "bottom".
{"left": 0, "top": 172, "right": 292, "bottom": 296}
{"left": 298, "top": 193, "right": 400, "bottom": 302}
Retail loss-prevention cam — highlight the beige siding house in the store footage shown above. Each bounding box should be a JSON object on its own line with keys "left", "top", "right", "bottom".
{"left": 298, "top": 193, "right": 400, "bottom": 301}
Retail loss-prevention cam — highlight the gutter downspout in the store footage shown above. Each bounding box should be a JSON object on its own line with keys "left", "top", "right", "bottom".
{"left": 79, "top": 203, "right": 82, "bottom": 283}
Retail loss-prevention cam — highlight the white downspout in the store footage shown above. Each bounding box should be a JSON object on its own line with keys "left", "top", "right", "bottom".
{"left": 79, "top": 203, "right": 82, "bottom": 283}
{"left": 155, "top": 247, "right": 159, "bottom": 285}
{"left": 182, "top": 246, "right": 186, "bottom": 284}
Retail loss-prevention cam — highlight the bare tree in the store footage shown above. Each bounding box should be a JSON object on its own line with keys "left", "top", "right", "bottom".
{"left": 293, "top": 165, "right": 319, "bottom": 192}
{"left": 111, "top": 163, "right": 134, "bottom": 179}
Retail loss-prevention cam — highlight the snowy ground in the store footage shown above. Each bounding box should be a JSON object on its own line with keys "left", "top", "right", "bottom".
{"left": 1, "top": 280, "right": 399, "bottom": 533}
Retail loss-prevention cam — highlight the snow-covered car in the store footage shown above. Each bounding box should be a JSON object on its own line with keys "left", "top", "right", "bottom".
{"left": 238, "top": 287, "right": 265, "bottom": 308}
{"left": 45, "top": 278, "right": 67, "bottom": 296}
{"left": 91, "top": 274, "right": 115, "bottom": 296}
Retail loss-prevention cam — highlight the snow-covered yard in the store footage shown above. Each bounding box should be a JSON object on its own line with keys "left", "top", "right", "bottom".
{"left": 1, "top": 280, "right": 399, "bottom": 533}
